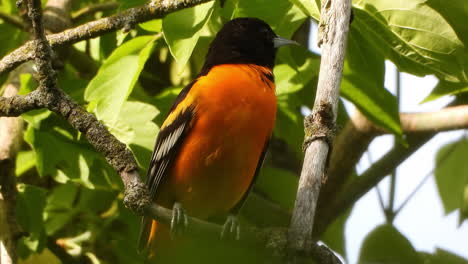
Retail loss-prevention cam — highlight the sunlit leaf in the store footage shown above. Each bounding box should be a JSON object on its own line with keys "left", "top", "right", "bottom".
{"left": 353, "top": 0, "right": 468, "bottom": 82}
{"left": 233, "top": 0, "right": 307, "bottom": 38}
{"left": 15, "top": 150, "right": 36, "bottom": 176}
{"left": 85, "top": 35, "right": 157, "bottom": 124}
{"left": 163, "top": 1, "right": 215, "bottom": 71}
{"left": 289, "top": 0, "right": 321, "bottom": 20}
{"left": 421, "top": 81, "right": 468, "bottom": 103}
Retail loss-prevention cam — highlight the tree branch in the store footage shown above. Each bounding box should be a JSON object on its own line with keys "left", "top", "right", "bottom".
{"left": 0, "top": 0, "right": 212, "bottom": 76}
{"left": 0, "top": 73, "right": 26, "bottom": 264}
{"left": 287, "top": 0, "right": 351, "bottom": 260}
{"left": 316, "top": 103, "right": 468, "bottom": 234}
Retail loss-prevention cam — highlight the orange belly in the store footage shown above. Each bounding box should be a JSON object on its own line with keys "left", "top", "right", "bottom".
{"left": 156, "top": 64, "right": 276, "bottom": 219}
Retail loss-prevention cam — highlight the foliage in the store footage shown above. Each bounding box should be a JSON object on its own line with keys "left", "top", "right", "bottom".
{"left": 0, "top": 0, "right": 467, "bottom": 263}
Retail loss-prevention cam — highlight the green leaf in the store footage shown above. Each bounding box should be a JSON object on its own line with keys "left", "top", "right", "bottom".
{"left": 422, "top": 248, "right": 468, "bottom": 264}
{"left": 274, "top": 94, "right": 304, "bottom": 154}
{"left": 85, "top": 35, "right": 157, "bottom": 124}
{"left": 275, "top": 47, "right": 320, "bottom": 96}
{"left": 321, "top": 208, "right": 352, "bottom": 258}
{"left": 114, "top": 101, "right": 160, "bottom": 168}
{"left": 256, "top": 166, "right": 298, "bottom": 209}
{"left": 15, "top": 150, "right": 36, "bottom": 176}
{"left": 341, "top": 26, "right": 402, "bottom": 137}
{"left": 358, "top": 224, "right": 423, "bottom": 264}
{"left": 353, "top": 0, "right": 468, "bottom": 82}
{"left": 139, "top": 19, "right": 162, "bottom": 32}
{"left": 44, "top": 183, "right": 79, "bottom": 235}
{"left": 16, "top": 184, "right": 47, "bottom": 253}
{"left": 421, "top": 81, "right": 468, "bottom": 103}
{"left": 289, "top": 0, "right": 321, "bottom": 20}
{"left": 24, "top": 114, "right": 115, "bottom": 188}
{"left": 233, "top": 0, "right": 307, "bottom": 38}
{"left": 434, "top": 139, "right": 468, "bottom": 223}
{"left": 163, "top": 1, "right": 215, "bottom": 71}
{"left": 19, "top": 73, "right": 37, "bottom": 95}
{"left": 425, "top": 0, "right": 468, "bottom": 45}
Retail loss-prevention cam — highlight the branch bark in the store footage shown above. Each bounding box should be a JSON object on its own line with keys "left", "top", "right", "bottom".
{"left": 0, "top": 0, "right": 212, "bottom": 76}
{"left": 0, "top": 73, "right": 25, "bottom": 264}
{"left": 288, "top": 0, "right": 351, "bottom": 260}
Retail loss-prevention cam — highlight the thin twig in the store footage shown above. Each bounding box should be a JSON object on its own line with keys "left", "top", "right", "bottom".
{"left": 394, "top": 132, "right": 467, "bottom": 215}
{"left": 0, "top": 11, "right": 25, "bottom": 29}
{"left": 0, "top": 0, "right": 212, "bottom": 76}
{"left": 71, "top": 2, "right": 119, "bottom": 22}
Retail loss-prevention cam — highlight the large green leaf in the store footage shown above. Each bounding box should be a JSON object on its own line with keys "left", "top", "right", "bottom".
{"left": 233, "top": 0, "right": 307, "bottom": 38}
{"left": 16, "top": 184, "right": 47, "bottom": 254}
{"left": 85, "top": 35, "right": 157, "bottom": 124}
{"left": 256, "top": 166, "right": 298, "bottom": 210}
{"left": 163, "top": 1, "right": 215, "bottom": 71}
{"left": 358, "top": 224, "right": 423, "bottom": 264}
{"left": 426, "top": 0, "right": 468, "bottom": 45}
{"left": 434, "top": 139, "right": 468, "bottom": 223}
{"left": 341, "top": 27, "right": 402, "bottom": 137}
{"left": 275, "top": 47, "right": 320, "bottom": 96}
{"left": 114, "top": 101, "right": 159, "bottom": 168}
{"left": 274, "top": 94, "right": 304, "bottom": 154}
{"left": 353, "top": 0, "right": 468, "bottom": 83}
{"left": 44, "top": 183, "right": 79, "bottom": 235}
{"left": 23, "top": 114, "right": 117, "bottom": 189}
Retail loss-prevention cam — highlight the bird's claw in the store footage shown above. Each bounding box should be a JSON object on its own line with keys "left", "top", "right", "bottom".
{"left": 220, "top": 214, "right": 240, "bottom": 240}
{"left": 170, "top": 202, "right": 188, "bottom": 238}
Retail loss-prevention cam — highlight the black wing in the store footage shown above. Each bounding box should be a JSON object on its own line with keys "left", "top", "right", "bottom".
{"left": 138, "top": 82, "right": 196, "bottom": 252}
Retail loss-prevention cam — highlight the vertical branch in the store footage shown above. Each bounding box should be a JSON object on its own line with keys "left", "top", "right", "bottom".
{"left": 0, "top": 75, "right": 25, "bottom": 264}
{"left": 287, "top": 0, "right": 352, "bottom": 258}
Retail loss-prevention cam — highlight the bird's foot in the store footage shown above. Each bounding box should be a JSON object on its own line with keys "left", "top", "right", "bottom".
{"left": 170, "top": 202, "right": 188, "bottom": 238}
{"left": 220, "top": 214, "right": 240, "bottom": 240}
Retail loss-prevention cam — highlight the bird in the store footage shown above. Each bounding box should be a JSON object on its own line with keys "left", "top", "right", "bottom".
{"left": 138, "top": 17, "right": 297, "bottom": 259}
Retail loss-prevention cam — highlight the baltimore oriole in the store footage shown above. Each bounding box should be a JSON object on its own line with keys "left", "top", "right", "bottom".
{"left": 138, "top": 17, "right": 297, "bottom": 259}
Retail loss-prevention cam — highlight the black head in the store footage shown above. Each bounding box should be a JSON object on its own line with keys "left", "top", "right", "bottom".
{"left": 200, "top": 17, "right": 296, "bottom": 75}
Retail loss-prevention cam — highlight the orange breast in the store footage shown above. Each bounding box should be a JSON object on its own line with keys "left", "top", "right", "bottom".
{"left": 158, "top": 64, "right": 276, "bottom": 219}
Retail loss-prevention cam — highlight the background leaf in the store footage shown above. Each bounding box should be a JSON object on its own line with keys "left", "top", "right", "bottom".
{"left": 341, "top": 27, "right": 401, "bottom": 137}
{"left": 163, "top": 1, "right": 215, "bottom": 71}
{"left": 358, "top": 224, "right": 423, "bottom": 264}
{"left": 434, "top": 138, "right": 468, "bottom": 223}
